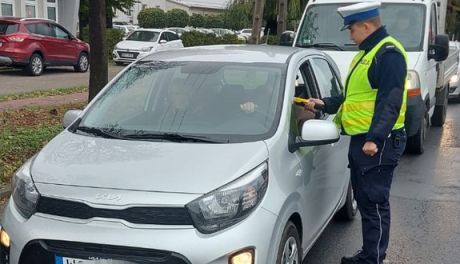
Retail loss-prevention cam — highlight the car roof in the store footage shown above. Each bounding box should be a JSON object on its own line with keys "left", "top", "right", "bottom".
{"left": 134, "top": 28, "right": 166, "bottom": 33}
{"left": 139, "top": 45, "right": 317, "bottom": 64}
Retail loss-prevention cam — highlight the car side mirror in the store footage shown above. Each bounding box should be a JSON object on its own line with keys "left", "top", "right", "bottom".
{"left": 159, "top": 39, "right": 167, "bottom": 44}
{"left": 291, "top": 120, "right": 340, "bottom": 151}
{"left": 279, "top": 31, "right": 295, "bottom": 46}
{"left": 63, "top": 110, "right": 82, "bottom": 128}
{"left": 429, "top": 34, "right": 449, "bottom": 62}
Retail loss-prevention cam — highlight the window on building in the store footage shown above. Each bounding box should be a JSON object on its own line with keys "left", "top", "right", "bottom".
{"left": 1, "top": 2, "right": 13, "bottom": 16}
{"left": 46, "top": 0, "right": 58, "bottom": 21}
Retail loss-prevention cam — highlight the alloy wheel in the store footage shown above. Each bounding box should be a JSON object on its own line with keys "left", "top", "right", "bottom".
{"left": 32, "top": 56, "right": 43, "bottom": 75}
{"left": 282, "top": 237, "right": 299, "bottom": 264}
{"left": 80, "top": 55, "right": 89, "bottom": 71}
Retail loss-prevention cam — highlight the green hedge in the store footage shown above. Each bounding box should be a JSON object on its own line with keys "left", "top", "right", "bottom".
{"left": 138, "top": 8, "right": 167, "bottom": 28}
{"left": 78, "top": 27, "right": 124, "bottom": 61}
{"left": 181, "top": 31, "right": 244, "bottom": 47}
{"left": 166, "top": 9, "right": 189, "bottom": 27}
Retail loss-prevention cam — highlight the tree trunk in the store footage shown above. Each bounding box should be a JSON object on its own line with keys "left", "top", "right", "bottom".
{"left": 88, "top": 0, "right": 108, "bottom": 102}
{"left": 277, "top": 0, "right": 287, "bottom": 37}
{"left": 250, "top": 0, "right": 266, "bottom": 44}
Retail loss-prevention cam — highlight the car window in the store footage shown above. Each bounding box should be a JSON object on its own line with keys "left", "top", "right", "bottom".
{"left": 309, "top": 58, "right": 342, "bottom": 98}
{"left": 25, "top": 23, "right": 52, "bottom": 36}
{"left": 0, "top": 23, "right": 19, "bottom": 34}
{"left": 53, "top": 25, "right": 70, "bottom": 39}
{"left": 160, "top": 33, "right": 167, "bottom": 41}
{"left": 127, "top": 31, "right": 159, "bottom": 42}
{"left": 166, "top": 32, "right": 179, "bottom": 41}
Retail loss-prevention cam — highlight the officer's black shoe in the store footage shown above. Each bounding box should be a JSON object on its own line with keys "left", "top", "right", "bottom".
{"left": 341, "top": 250, "right": 365, "bottom": 264}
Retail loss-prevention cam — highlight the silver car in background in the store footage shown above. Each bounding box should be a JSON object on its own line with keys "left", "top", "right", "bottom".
{"left": 1, "top": 45, "right": 356, "bottom": 264}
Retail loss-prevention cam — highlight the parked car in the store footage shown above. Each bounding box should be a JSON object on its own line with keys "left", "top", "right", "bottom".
{"left": 211, "top": 28, "right": 246, "bottom": 41}
{"left": 1, "top": 45, "right": 356, "bottom": 264}
{"left": 166, "top": 27, "right": 190, "bottom": 37}
{"left": 112, "top": 28, "right": 183, "bottom": 65}
{"left": 238, "top": 28, "right": 264, "bottom": 40}
{"left": 449, "top": 41, "right": 460, "bottom": 102}
{"left": 113, "top": 24, "right": 134, "bottom": 37}
{"left": 0, "top": 17, "right": 90, "bottom": 76}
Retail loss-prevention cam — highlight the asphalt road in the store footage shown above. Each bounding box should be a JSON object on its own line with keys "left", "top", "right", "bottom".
{"left": 0, "top": 65, "right": 124, "bottom": 96}
{"left": 303, "top": 102, "right": 460, "bottom": 264}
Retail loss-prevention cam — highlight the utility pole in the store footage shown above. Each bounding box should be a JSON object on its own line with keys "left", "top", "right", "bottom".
{"left": 250, "top": 0, "right": 266, "bottom": 44}
{"left": 277, "top": 0, "right": 288, "bottom": 37}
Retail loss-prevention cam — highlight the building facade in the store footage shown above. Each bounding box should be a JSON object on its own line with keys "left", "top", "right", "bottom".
{"left": 0, "top": 0, "right": 80, "bottom": 35}
{"left": 114, "top": 0, "right": 229, "bottom": 25}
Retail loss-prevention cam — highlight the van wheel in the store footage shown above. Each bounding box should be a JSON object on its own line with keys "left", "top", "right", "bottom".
{"left": 431, "top": 90, "right": 448, "bottom": 127}
{"left": 335, "top": 180, "right": 357, "bottom": 221}
{"left": 406, "top": 112, "right": 427, "bottom": 154}
{"left": 74, "top": 52, "right": 89, "bottom": 72}
{"left": 26, "top": 53, "right": 44, "bottom": 76}
{"left": 276, "top": 221, "right": 302, "bottom": 264}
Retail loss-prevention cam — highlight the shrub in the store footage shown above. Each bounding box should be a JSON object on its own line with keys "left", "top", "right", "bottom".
{"left": 181, "top": 31, "right": 244, "bottom": 47}
{"left": 166, "top": 9, "right": 189, "bottom": 27}
{"left": 261, "top": 35, "right": 280, "bottom": 45}
{"left": 189, "top": 14, "right": 205, "bottom": 28}
{"left": 138, "top": 8, "right": 167, "bottom": 28}
{"left": 106, "top": 28, "right": 125, "bottom": 59}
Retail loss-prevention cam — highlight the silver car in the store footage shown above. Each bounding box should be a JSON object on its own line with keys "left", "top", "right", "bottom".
{"left": 1, "top": 45, "right": 356, "bottom": 264}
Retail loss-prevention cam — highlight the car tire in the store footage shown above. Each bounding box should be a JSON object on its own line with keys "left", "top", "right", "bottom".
{"left": 406, "top": 111, "right": 427, "bottom": 154}
{"left": 335, "top": 180, "right": 358, "bottom": 221}
{"left": 431, "top": 88, "right": 448, "bottom": 127}
{"left": 276, "top": 221, "right": 302, "bottom": 264}
{"left": 26, "top": 53, "right": 44, "bottom": 76}
{"left": 74, "top": 52, "right": 89, "bottom": 72}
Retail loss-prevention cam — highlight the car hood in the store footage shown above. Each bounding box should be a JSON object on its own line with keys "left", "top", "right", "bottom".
{"left": 116, "top": 40, "right": 157, "bottom": 50}
{"left": 324, "top": 51, "right": 421, "bottom": 81}
{"left": 31, "top": 131, "right": 268, "bottom": 194}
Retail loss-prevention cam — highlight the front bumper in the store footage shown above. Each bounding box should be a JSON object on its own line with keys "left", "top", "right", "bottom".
{"left": 0, "top": 56, "right": 13, "bottom": 66}
{"left": 112, "top": 50, "right": 149, "bottom": 64}
{"left": 449, "top": 85, "right": 460, "bottom": 98}
{"left": 2, "top": 198, "right": 277, "bottom": 264}
{"left": 404, "top": 95, "right": 424, "bottom": 137}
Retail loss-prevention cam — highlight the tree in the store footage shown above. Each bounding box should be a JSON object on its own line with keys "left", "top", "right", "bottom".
{"left": 88, "top": 0, "right": 108, "bottom": 102}
{"left": 204, "top": 15, "right": 225, "bottom": 28}
{"left": 138, "top": 8, "right": 167, "bottom": 28}
{"left": 166, "top": 9, "right": 190, "bottom": 27}
{"left": 250, "top": 0, "right": 266, "bottom": 44}
{"left": 277, "top": 0, "right": 288, "bottom": 36}
{"left": 190, "top": 14, "right": 205, "bottom": 28}
{"left": 288, "top": 0, "right": 302, "bottom": 31}
{"left": 223, "top": 1, "right": 252, "bottom": 30}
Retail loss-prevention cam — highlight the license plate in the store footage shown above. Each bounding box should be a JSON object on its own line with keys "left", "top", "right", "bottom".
{"left": 121, "top": 53, "right": 134, "bottom": 58}
{"left": 55, "top": 256, "right": 133, "bottom": 264}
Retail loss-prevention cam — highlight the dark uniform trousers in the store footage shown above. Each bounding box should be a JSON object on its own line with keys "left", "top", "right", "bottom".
{"left": 348, "top": 129, "right": 407, "bottom": 264}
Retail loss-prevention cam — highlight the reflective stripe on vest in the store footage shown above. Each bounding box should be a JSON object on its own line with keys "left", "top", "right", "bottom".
{"left": 334, "top": 36, "right": 408, "bottom": 135}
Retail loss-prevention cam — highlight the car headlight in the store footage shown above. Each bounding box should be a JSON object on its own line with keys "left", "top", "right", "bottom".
{"left": 450, "top": 74, "right": 459, "bottom": 85}
{"left": 141, "top": 46, "right": 153, "bottom": 52}
{"left": 11, "top": 158, "right": 40, "bottom": 219}
{"left": 186, "top": 162, "right": 268, "bottom": 234}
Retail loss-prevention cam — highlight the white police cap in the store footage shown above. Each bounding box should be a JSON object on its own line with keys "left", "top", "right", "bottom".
{"left": 337, "top": 1, "right": 381, "bottom": 31}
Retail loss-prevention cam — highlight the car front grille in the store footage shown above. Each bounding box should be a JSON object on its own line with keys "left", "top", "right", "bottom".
{"left": 20, "top": 240, "right": 191, "bottom": 264}
{"left": 37, "top": 196, "right": 193, "bottom": 225}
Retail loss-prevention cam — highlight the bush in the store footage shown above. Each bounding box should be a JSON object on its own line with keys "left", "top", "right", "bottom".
{"left": 189, "top": 14, "right": 205, "bottom": 28}
{"left": 166, "top": 9, "right": 189, "bottom": 27}
{"left": 138, "top": 8, "right": 167, "bottom": 28}
{"left": 204, "top": 14, "right": 224, "bottom": 28}
{"left": 106, "top": 28, "right": 125, "bottom": 59}
{"left": 181, "top": 31, "right": 244, "bottom": 47}
{"left": 261, "top": 35, "right": 280, "bottom": 45}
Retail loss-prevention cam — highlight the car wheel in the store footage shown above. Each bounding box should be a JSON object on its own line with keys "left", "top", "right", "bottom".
{"left": 74, "top": 52, "right": 89, "bottom": 72}
{"left": 431, "top": 89, "right": 448, "bottom": 127}
{"left": 406, "top": 111, "right": 427, "bottom": 154}
{"left": 26, "top": 53, "right": 44, "bottom": 76}
{"left": 276, "top": 221, "right": 302, "bottom": 264}
{"left": 335, "top": 180, "right": 357, "bottom": 221}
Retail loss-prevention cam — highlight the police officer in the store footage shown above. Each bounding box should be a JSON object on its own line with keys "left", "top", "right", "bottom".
{"left": 305, "top": 2, "right": 407, "bottom": 263}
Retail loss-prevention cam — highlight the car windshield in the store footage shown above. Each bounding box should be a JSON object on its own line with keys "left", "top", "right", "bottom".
{"left": 77, "top": 61, "right": 285, "bottom": 143}
{"left": 127, "top": 31, "right": 159, "bottom": 42}
{"left": 296, "top": 3, "right": 425, "bottom": 51}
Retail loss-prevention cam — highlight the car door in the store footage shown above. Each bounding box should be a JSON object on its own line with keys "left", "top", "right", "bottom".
{"left": 156, "top": 32, "right": 169, "bottom": 52}
{"left": 166, "top": 32, "right": 183, "bottom": 49}
{"left": 288, "top": 59, "right": 331, "bottom": 247}
{"left": 48, "top": 23, "right": 78, "bottom": 63}
{"left": 308, "top": 56, "right": 350, "bottom": 214}
{"left": 24, "top": 22, "right": 54, "bottom": 62}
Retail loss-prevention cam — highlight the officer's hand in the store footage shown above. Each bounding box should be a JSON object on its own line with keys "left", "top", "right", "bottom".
{"left": 304, "top": 98, "right": 325, "bottom": 112}
{"left": 363, "top": 141, "right": 378, "bottom": 156}
{"left": 240, "top": 102, "right": 258, "bottom": 113}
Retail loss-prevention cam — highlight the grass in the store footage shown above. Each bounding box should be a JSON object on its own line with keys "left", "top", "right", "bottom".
{"left": 0, "top": 86, "right": 88, "bottom": 102}
{"left": 0, "top": 102, "right": 86, "bottom": 183}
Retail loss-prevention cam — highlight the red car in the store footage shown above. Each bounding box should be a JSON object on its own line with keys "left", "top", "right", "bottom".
{"left": 0, "top": 17, "right": 89, "bottom": 76}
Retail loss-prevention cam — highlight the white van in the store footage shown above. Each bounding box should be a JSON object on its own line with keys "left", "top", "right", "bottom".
{"left": 293, "top": 0, "right": 452, "bottom": 154}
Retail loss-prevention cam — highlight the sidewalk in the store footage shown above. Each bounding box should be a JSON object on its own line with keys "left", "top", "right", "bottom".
{"left": 0, "top": 92, "right": 87, "bottom": 112}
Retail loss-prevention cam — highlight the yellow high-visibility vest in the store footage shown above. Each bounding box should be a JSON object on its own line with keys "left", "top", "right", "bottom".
{"left": 334, "top": 36, "right": 408, "bottom": 135}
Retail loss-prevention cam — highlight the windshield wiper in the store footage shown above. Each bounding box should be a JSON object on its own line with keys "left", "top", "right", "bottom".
{"left": 298, "top": 42, "right": 344, "bottom": 51}
{"left": 122, "top": 132, "right": 227, "bottom": 143}
{"left": 75, "top": 126, "right": 124, "bottom": 139}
